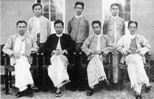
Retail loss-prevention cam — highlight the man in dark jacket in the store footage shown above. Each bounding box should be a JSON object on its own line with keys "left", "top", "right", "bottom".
{"left": 45, "top": 20, "right": 73, "bottom": 97}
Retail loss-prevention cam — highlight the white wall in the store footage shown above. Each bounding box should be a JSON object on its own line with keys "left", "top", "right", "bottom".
{"left": 1, "top": 0, "right": 35, "bottom": 44}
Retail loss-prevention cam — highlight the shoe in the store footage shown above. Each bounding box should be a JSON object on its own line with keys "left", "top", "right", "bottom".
{"left": 16, "top": 92, "right": 23, "bottom": 98}
{"left": 87, "top": 88, "right": 94, "bottom": 96}
{"left": 16, "top": 88, "right": 33, "bottom": 98}
{"left": 145, "top": 85, "right": 152, "bottom": 92}
{"left": 112, "top": 83, "right": 120, "bottom": 90}
{"left": 135, "top": 94, "right": 142, "bottom": 99}
{"left": 31, "top": 85, "right": 39, "bottom": 92}
{"left": 105, "top": 80, "right": 111, "bottom": 90}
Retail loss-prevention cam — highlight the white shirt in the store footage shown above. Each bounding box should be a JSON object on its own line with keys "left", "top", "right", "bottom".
{"left": 33, "top": 16, "right": 40, "bottom": 34}
{"left": 95, "top": 33, "right": 102, "bottom": 51}
{"left": 14, "top": 35, "right": 26, "bottom": 55}
{"left": 111, "top": 15, "right": 118, "bottom": 19}
{"left": 111, "top": 15, "right": 118, "bottom": 43}
{"left": 56, "top": 34, "right": 63, "bottom": 51}
{"left": 130, "top": 34, "right": 136, "bottom": 39}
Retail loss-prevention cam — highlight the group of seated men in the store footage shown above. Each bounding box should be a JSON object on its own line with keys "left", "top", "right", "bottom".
{"left": 2, "top": 2, "right": 152, "bottom": 99}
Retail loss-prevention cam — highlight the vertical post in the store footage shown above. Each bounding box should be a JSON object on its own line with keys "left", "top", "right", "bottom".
{"left": 4, "top": 55, "right": 9, "bottom": 95}
{"left": 63, "top": 0, "right": 65, "bottom": 32}
{"left": 9, "top": 72, "right": 12, "bottom": 88}
{"left": 49, "top": 0, "right": 51, "bottom": 22}
{"left": 37, "top": 0, "right": 41, "bottom": 3}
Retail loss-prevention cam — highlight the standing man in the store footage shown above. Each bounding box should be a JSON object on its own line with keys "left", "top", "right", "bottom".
{"left": 3, "top": 20, "right": 38, "bottom": 98}
{"left": 27, "top": 3, "right": 51, "bottom": 53}
{"left": 81, "top": 20, "right": 112, "bottom": 96}
{"left": 67, "top": 1, "right": 89, "bottom": 90}
{"left": 103, "top": 3, "right": 125, "bottom": 89}
{"left": 117, "top": 20, "right": 152, "bottom": 99}
{"left": 27, "top": 3, "right": 51, "bottom": 90}
{"left": 45, "top": 20, "right": 73, "bottom": 97}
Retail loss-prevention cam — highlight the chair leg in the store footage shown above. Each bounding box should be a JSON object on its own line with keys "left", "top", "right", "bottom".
{"left": 146, "top": 67, "right": 151, "bottom": 81}
{"left": 62, "top": 85, "right": 66, "bottom": 92}
{"left": 118, "top": 69, "right": 123, "bottom": 90}
{"left": 108, "top": 68, "right": 111, "bottom": 80}
{"left": 5, "top": 68, "right": 9, "bottom": 95}
{"left": 9, "top": 71, "right": 12, "bottom": 88}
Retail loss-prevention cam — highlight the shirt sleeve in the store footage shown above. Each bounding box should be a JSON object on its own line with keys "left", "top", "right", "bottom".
{"left": 81, "top": 36, "right": 93, "bottom": 56}
{"left": 2, "top": 36, "right": 14, "bottom": 56}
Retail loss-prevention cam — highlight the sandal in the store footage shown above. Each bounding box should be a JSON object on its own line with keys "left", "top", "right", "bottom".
{"left": 55, "top": 91, "right": 62, "bottom": 97}
{"left": 31, "top": 85, "right": 39, "bottom": 92}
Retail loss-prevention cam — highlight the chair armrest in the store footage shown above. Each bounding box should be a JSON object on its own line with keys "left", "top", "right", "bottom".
{"left": 145, "top": 51, "right": 151, "bottom": 65}
{"left": 104, "top": 52, "right": 112, "bottom": 64}
{"left": 145, "top": 51, "right": 151, "bottom": 56}
{"left": 2, "top": 53, "right": 10, "bottom": 65}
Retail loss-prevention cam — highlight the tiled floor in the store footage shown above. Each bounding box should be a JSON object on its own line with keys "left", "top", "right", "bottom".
{"left": 1, "top": 82, "right": 154, "bottom": 99}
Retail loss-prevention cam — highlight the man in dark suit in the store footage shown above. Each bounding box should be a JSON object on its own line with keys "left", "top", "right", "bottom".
{"left": 45, "top": 20, "right": 73, "bottom": 97}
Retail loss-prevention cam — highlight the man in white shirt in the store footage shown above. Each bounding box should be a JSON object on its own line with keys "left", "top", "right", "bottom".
{"left": 3, "top": 20, "right": 38, "bottom": 98}
{"left": 81, "top": 20, "right": 112, "bottom": 96}
{"left": 27, "top": 3, "right": 51, "bottom": 53}
{"left": 103, "top": 3, "right": 125, "bottom": 89}
{"left": 117, "top": 20, "right": 152, "bottom": 99}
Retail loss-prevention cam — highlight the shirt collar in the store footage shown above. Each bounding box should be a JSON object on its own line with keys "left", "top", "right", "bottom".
{"left": 34, "top": 15, "right": 42, "bottom": 19}
{"left": 95, "top": 33, "right": 102, "bottom": 38}
{"left": 130, "top": 34, "right": 136, "bottom": 39}
{"left": 111, "top": 15, "right": 118, "bottom": 19}
{"left": 56, "top": 33, "right": 63, "bottom": 37}
{"left": 17, "top": 34, "right": 26, "bottom": 41}
{"left": 75, "top": 14, "right": 82, "bottom": 19}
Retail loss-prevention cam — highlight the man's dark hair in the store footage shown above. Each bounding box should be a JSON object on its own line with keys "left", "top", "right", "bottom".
{"left": 110, "top": 3, "right": 119, "bottom": 9}
{"left": 75, "top": 1, "right": 84, "bottom": 8}
{"left": 128, "top": 20, "right": 138, "bottom": 28}
{"left": 92, "top": 20, "right": 101, "bottom": 27}
{"left": 54, "top": 20, "right": 64, "bottom": 27}
{"left": 32, "top": 3, "right": 42, "bottom": 10}
{"left": 16, "top": 20, "right": 27, "bottom": 26}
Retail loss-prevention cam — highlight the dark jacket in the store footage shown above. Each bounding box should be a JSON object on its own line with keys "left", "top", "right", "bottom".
{"left": 45, "top": 33, "right": 73, "bottom": 58}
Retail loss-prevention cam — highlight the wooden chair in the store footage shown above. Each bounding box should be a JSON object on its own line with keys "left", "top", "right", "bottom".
{"left": 3, "top": 53, "right": 38, "bottom": 95}
{"left": 117, "top": 52, "right": 151, "bottom": 90}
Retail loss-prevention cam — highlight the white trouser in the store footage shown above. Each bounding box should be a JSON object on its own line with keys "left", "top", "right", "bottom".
{"left": 126, "top": 54, "right": 150, "bottom": 94}
{"left": 14, "top": 56, "right": 34, "bottom": 91}
{"left": 48, "top": 55, "right": 70, "bottom": 88}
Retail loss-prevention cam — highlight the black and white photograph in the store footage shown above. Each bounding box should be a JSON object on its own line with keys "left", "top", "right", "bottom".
{"left": 0, "top": 0, "right": 154, "bottom": 99}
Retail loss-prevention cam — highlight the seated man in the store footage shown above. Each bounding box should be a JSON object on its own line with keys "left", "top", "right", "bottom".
{"left": 45, "top": 20, "right": 73, "bottom": 97}
{"left": 117, "top": 20, "right": 152, "bottom": 99}
{"left": 2, "top": 20, "right": 38, "bottom": 98}
{"left": 81, "top": 20, "right": 112, "bottom": 96}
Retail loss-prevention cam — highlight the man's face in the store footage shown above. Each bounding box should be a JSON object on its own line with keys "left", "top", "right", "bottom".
{"left": 17, "top": 23, "right": 27, "bottom": 35}
{"left": 33, "top": 5, "right": 42, "bottom": 17}
{"left": 54, "top": 23, "right": 63, "bottom": 35}
{"left": 92, "top": 23, "right": 101, "bottom": 35}
{"left": 74, "top": 4, "right": 83, "bottom": 16}
{"left": 128, "top": 23, "right": 137, "bottom": 35}
{"left": 110, "top": 5, "right": 119, "bottom": 16}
